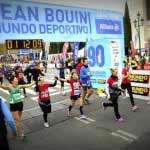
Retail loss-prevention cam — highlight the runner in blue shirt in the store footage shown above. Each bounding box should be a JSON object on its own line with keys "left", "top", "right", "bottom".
{"left": 80, "top": 58, "right": 94, "bottom": 104}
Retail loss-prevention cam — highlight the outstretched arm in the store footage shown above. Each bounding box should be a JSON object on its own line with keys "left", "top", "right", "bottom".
{"left": 49, "top": 79, "right": 57, "bottom": 87}
{"left": 0, "top": 84, "right": 10, "bottom": 90}
{"left": 19, "top": 82, "right": 34, "bottom": 89}
{"left": 56, "top": 77, "right": 68, "bottom": 82}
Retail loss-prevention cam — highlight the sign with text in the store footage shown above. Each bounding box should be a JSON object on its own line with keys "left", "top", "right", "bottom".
{"left": 0, "top": 1, "right": 123, "bottom": 41}
{"left": 95, "top": 19, "right": 122, "bottom": 34}
{"left": 87, "top": 39, "right": 110, "bottom": 90}
{"left": 87, "top": 39, "right": 124, "bottom": 91}
{"left": 132, "top": 86, "right": 150, "bottom": 96}
{"left": 129, "top": 74, "right": 150, "bottom": 83}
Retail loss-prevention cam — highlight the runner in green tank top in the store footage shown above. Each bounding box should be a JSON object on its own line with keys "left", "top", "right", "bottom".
{"left": 0, "top": 75, "right": 34, "bottom": 140}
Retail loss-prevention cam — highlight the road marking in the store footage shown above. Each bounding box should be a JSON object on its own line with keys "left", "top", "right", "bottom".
{"left": 74, "top": 117, "right": 90, "bottom": 124}
{"left": 117, "top": 130, "right": 138, "bottom": 140}
{"left": 111, "top": 130, "right": 138, "bottom": 142}
{"left": 85, "top": 117, "right": 95, "bottom": 122}
{"left": 26, "top": 89, "right": 37, "bottom": 95}
{"left": 111, "top": 132, "right": 133, "bottom": 142}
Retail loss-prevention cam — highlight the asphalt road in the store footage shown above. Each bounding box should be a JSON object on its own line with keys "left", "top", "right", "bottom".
{"left": 8, "top": 96, "right": 150, "bottom": 150}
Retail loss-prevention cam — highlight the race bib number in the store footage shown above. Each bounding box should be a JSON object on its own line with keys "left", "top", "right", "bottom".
{"left": 41, "top": 91, "right": 49, "bottom": 99}
{"left": 74, "top": 89, "right": 81, "bottom": 96}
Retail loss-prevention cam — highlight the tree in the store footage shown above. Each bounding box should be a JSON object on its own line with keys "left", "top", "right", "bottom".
{"left": 124, "top": 1, "right": 132, "bottom": 56}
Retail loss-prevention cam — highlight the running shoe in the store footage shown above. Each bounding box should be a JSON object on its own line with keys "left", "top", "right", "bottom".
{"left": 44, "top": 122, "right": 49, "bottom": 128}
{"left": 116, "top": 117, "right": 124, "bottom": 123}
{"left": 80, "top": 115, "right": 87, "bottom": 119}
{"left": 132, "top": 105, "right": 139, "bottom": 111}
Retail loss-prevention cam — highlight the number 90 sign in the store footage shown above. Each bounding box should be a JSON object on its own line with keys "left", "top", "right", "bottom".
{"left": 87, "top": 45, "right": 105, "bottom": 67}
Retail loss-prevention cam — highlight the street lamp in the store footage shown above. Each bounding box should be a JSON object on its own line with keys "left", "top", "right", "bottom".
{"left": 134, "top": 11, "right": 144, "bottom": 54}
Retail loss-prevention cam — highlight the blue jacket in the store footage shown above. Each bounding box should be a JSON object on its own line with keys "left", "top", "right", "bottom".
{"left": 80, "top": 66, "right": 91, "bottom": 86}
{"left": 0, "top": 98, "right": 16, "bottom": 133}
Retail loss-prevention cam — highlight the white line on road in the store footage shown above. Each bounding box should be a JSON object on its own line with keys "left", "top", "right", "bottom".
{"left": 85, "top": 117, "right": 95, "bottom": 122}
{"left": 111, "top": 132, "right": 134, "bottom": 142}
{"left": 117, "top": 130, "right": 138, "bottom": 140}
{"left": 74, "top": 117, "right": 90, "bottom": 124}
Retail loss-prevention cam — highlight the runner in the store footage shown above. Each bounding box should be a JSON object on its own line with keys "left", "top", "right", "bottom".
{"left": 121, "top": 61, "right": 139, "bottom": 111}
{"left": 80, "top": 58, "right": 94, "bottom": 105}
{"left": 0, "top": 75, "right": 34, "bottom": 140}
{"left": 31, "top": 62, "right": 45, "bottom": 92}
{"left": 102, "top": 69, "right": 124, "bottom": 122}
{"left": 57, "top": 72, "right": 86, "bottom": 119}
{"left": 37, "top": 76, "right": 57, "bottom": 128}
{"left": 76, "top": 57, "right": 84, "bottom": 76}
{"left": 0, "top": 98, "right": 17, "bottom": 150}
{"left": 15, "top": 66, "right": 27, "bottom": 97}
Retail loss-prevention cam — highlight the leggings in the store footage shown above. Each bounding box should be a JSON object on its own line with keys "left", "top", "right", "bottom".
{"left": 103, "top": 94, "right": 121, "bottom": 119}
{"left": 121, "top": 83, "right": 135, "bottom": 106}
{"left": 43, "top": 113, "right": 48, "bottom": 122}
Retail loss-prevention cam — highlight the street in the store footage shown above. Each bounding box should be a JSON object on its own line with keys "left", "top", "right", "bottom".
{"left": 0, "top": 68, "right": 150, "bottom": 150}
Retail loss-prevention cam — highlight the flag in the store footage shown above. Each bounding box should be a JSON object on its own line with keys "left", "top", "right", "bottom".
{"left": 62, "top": 42, "right": 69, "bottom": 60}
{"left": 71, "top": 42, "right": 80, "bottom": 63}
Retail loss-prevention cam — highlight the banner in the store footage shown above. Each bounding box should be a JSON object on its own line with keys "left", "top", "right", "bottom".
{"left": 0, "top": 1, "right": 123, "bottom": 42}
{"left": 72, "top": 42, "right": 80, "bottom": 63}
{"left": 130, "top": 70, "right": 150, "bottom": 98}
{"left": 87, "top": 39, "right": 124, "bottom": 92}
{"left": 132, "top": 86, "right": 150, "bottom": 96}
{"left": 129, "top": 74, "right": 150, "bottom": 83}
{"left": 62, "top": 42, "right": 69, "bottom": 60}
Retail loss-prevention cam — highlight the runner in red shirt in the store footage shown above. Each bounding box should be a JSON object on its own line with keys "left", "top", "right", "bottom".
{"left": 121, "top": 61, "right": 139, "bottom": 111}
{"left": 37, "top": 76, "right": 57, "bottom": 128}
{"left": 102, "top": 69, "right": 124, "bottom": 122}
{"left": 57, "top": 72, "right": 86, "bottom": 119}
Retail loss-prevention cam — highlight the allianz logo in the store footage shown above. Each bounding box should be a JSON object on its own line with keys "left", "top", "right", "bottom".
{"left": 99, "top": 23, "right": 120, "bottom": 31}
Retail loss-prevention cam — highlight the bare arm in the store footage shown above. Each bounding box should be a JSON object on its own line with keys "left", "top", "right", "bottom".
{"left": 0, "top": 84, "right": 10, "bottom": 90}
{"left": 49, "top": 80, "right": 57, "bottom": 87}
{"left": 19, "top": 82, "right": 34, "bottom": 89}
{"left": 57, "top": 77, "right": 68, "bottom": 82}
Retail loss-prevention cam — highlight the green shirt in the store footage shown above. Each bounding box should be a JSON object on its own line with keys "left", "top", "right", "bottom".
{"left": 9, "top": 86, "right": 22, "bottom": 104}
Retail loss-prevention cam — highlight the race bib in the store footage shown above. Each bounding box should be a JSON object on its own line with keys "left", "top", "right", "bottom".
{"left": 74, "top": 89, "right": 81, "bottom": 96}
{"left": 41, "top": 91, "right": 49, "bottom": 99}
